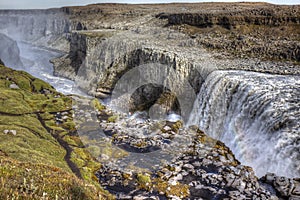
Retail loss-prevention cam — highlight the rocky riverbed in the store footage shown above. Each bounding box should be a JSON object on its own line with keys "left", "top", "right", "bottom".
{"left": 72, "top": 95, "right": 300, "bottom": 199}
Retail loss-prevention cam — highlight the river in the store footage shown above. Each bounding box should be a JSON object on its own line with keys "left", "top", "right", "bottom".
{"left": 18, "top": 42, "right": 85, "bottom": 96}
{"left": 16, "top": 41, "right": 300, "bottom": 179}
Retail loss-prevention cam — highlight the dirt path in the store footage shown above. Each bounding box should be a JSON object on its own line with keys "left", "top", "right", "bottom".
{"left": 36, "top": 113, "right": 82, "bottom": 179}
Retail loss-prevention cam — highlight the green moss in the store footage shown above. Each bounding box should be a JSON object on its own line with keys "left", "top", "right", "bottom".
{"left": 0, "top": 89, "right": 32, "bottom": 114}
{"left": 13, "top": 75, "right": 32, "bottom": 91}
{"left": 153, "top": 178, "right": 190, "bottom": 198}
{"left": 166, "top": 183, "right": 189, "bottom": 198}
{"left": 137, "top": 173, "right": 152, "bottom": 190}
{"left": 84, "top": 140, "right": 128, "bottom": 161}
{"left": 63, "top": 135, "right": 80, "bottom": 147}
{"left": 70, "top": 148, "right": 102, "bottom": 186}
{"left": 0, "top": 123, "right": 69, "bottom": 172}
{"left": 107, "top": 115, "right": 118, "bottom": 123}
{"left": 0, "top": 155, "right": 107, "bottom": 199}
{"left": 90, "top": 98, "right": 106, "bottom": 112}
{"left": 61, "top": 120, "right": 77, "bottom": 132}
{"left": 39, "top": 112, "right": 54, "bottom": 120}
{"left": 31, "top": 78, "right": 54, "bottom": 92}
{"left": 171, "top": 120, "right": 183, "bottom": 132}
{"left": 0, "top": 65, "right": 114, "bottom": 198}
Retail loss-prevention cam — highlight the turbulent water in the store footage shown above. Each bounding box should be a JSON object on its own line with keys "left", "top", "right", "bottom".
{"left": 17, "top": 42, "right": 84, "bottom": 96}
{"left": 13, "top": 41, "right": 300, "bottom": 178}
{"left": 188, "top": 70, "right": 300, "bottom": 178}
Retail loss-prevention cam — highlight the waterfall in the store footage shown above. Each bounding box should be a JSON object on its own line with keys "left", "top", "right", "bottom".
{"left": 188, "top": 70, "right": 300, "bottom": 178}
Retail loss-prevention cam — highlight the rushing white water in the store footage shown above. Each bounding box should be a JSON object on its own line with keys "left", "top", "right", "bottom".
{"left": 13, "top": 40, "right": 300, "bottom": 178}
{"left": 17, "top": 42, "right": 85, "bottom": 96}
{"left": 188, "top": 70, "right": 300, "bottom": 178}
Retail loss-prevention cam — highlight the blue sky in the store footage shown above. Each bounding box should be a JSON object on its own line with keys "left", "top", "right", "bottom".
{"left": 0, "top": 0, "right": 299, "bottom": 9}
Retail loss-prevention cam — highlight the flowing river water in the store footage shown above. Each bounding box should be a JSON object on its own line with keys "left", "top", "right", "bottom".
{"left": 17, "top": 42, "right": 300, "bottom": 178}
{"left": 18, "top": 42, "right": 85, "bottom": 96}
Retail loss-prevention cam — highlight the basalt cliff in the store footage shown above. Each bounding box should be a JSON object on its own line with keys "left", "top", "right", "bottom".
{"left": 0, "top": 2, "right": 300, "bottom": 200}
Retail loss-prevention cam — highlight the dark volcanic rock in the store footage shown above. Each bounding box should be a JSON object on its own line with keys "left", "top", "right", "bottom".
{"left": 158, "top": 5, "right": 300, "bottom": 62}
{"left": 158, "top": 7, "right": 300, "bottom": 28}
{"left": 72, "top": 97, "right": 298, "bottom": 199}
{"left": 96, "top": 119, "right": 281, "bottom": 199}
{"left": 260, "top": 173, "right": 300, "bottom": 199}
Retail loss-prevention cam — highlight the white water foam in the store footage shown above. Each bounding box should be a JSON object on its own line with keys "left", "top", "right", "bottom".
{"left": 188, "top": 70, "right": 300, "bottom": 178}
{"left": 17, "top": 42, "right": 85, "bottom": 96}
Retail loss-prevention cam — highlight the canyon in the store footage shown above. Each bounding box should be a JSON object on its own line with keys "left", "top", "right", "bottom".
{"left": 0, "top": 2, "right": 300, "bottom": 199}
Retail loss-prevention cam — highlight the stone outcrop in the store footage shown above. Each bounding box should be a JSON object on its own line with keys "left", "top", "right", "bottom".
{"left": 157, "top": 6, "right": 300, "bottom": 28}
{"left": 157, "top": 4, "right": 300, "bottom": 62}
{"left": 260, "top": 173, "right": 300, "bottom": 199}
{"left": 57, "top": 3, "right": 300, "bottom": 63}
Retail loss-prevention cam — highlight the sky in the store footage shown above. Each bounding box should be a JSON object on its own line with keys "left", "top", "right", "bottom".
{"left": 0, "top": 0, "right": 299, "bottom": 9}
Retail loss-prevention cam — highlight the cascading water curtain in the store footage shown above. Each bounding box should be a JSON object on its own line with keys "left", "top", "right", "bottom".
{"left": 188, "top": 70, "right": 300, "bottom": 178}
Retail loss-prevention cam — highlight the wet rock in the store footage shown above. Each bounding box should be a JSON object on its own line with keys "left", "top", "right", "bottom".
{"left": 260, "top": 173, "right": 300, "bottom": 199}
{"left": 95, "top": 120, "right": 281, "bottom": 199}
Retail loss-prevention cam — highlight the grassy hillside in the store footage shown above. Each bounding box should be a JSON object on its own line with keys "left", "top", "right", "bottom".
{"left": 0, "top": 64, "right": 112, "bottom": 199}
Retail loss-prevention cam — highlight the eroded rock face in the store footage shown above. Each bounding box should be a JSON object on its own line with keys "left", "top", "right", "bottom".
{"left": 158, "top": 7, "right": 300, "bottom": 28}
{"left": 52, "top": 30, "right": 204, "bottom": 116}
{"left": 260, "top": 173, "right": 300, "bottom": 199}
{"left": 51, "top": 4, "right": 300, "bottom": 116}
{"left": 158, "top": 5, "right": 300, "bottom": 63}
{"left": 0, "top": 9, "right": 70, "bottom": 51}
{"left": 0, "top": 33, "right": 23, "bottom": 69}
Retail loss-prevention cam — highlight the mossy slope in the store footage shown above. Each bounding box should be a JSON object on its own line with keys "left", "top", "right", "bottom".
{"left": 0, "top": 64, "right": 112, "bottom": 199}
{"left": 0, "top": 152, "right": 101, "bottom": 199}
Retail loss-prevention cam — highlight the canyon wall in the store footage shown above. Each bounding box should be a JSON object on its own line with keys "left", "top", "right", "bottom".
{"left": 49, "top": 3, "right": 300, "bottom": 178}
{"left": 0, "top": 33, "right": 23, "bottom": 69}
{"left": 0, "top": 9, "right": 71, "bottom": 51}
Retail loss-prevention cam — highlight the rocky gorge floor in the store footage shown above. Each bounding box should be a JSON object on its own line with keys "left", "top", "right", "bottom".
{"left": 71, "top": 94, "right": 300, "bottom": 199}
{"left": 0, "top": 2, "right": 300, "bottom": 200}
